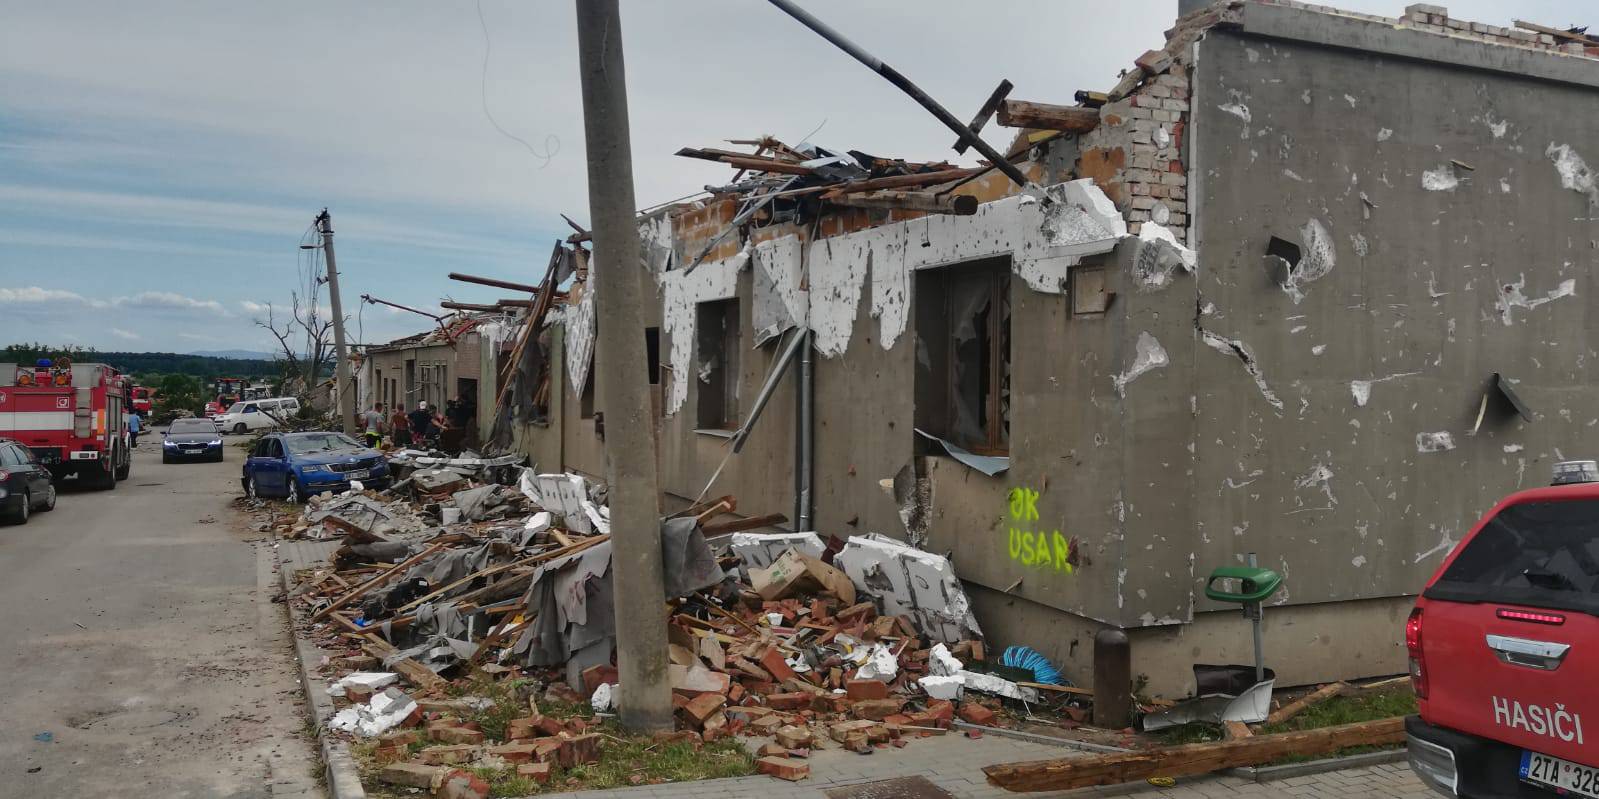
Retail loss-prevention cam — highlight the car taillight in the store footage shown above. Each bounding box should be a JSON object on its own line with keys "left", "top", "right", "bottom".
{"left": 1406, "top": 607, "right": 1427, "bottom": 699}
{"left": 0, "top": 469, "right": 10, "bottom": 480}
{"left": 1497, "top": 608, "right": 1565, "bottom": 625}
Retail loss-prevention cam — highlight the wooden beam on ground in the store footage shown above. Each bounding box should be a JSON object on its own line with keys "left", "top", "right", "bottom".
{"left": 982, "top": 717, "right": 1405, "bottom": 792}
{"left": 996, "top": 99, "right": 1101, "bottom": 134}
{"left": 701, "top": 512, "right": 789, "bottom": 536}
{"left": 364, "top": 636, "right": 449, "bottom": 692}
{"left": 1266, "top": 682, "right": 1348, "bottom": 726}
{"left": 311, "top": 543, "right": 446, "bottom": 622}
{"left": 828, "top": 190, "right": 977, "bottom": 216}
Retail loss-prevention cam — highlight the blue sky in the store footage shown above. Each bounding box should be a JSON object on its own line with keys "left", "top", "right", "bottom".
{"left": 1, "top": 0, "right": 1585, "bottom": 353}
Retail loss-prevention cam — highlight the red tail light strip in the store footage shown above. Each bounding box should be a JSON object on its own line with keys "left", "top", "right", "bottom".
{"left": 1497, "top": 608, "right": 1565, "bottom": 625}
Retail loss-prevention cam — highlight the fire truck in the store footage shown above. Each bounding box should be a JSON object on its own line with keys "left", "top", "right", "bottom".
{"left": 131, "top": 384, "right": 155, "bottom": 415}
{"left": 0, "top": 358, "right": 131, "bottom": 489}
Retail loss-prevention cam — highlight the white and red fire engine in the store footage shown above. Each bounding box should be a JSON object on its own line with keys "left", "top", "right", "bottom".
{"left": 0, "top": 357, "right": 131, "bottom": 489}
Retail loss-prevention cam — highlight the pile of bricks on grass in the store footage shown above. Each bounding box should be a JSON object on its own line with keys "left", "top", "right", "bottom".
{"left": 642, "top": 582, "right": 1004, "bottom": 783}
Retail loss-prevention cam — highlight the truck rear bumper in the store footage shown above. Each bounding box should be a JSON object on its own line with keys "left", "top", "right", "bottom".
{"left": 1407, "top": 715, "right": 1557, "bottom": 798}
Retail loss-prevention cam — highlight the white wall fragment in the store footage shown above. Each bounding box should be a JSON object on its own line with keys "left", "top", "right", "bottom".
{"left": 1546, "top": 142, "right": 1599, "bottom": 203}
{"left": 1134, "top": 222, "right": 1197, "bottom": 291}
{"left": 1377, "top": 128, "right": 1393, "bottom": 142}
{"left": 658, "top": 248, "right": 746, "bottom": 414}
{"left": 1283, "top": 218, "right": 1336, "bottom": 303}
{"left": 1350, "top": 380, "right": 1372, "bottom": 407}
{"left": 1200, "top": 330, "right": 1284, "bottom": 410}
{"left": 1113, "top": 331, "right": 1169, "bottom": 396}
{"left": 565, "top": 277, "right": 598, "bottom": 402}
{"left": 1497, "top": 274, "right": 1576, "bottom": 326}
{"left": 1422, "top": 165, "right": 1460, "bottom": 192}
{"left": 751, "top": 237, "right": 808, "bottom": 346}
{"left": 1416, "top": 431, "right": 1457, "bottom": 453}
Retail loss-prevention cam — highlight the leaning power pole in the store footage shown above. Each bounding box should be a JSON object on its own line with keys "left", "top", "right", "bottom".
{"left": 574, "top": 0, "right": 673, "bottom": 731}
{"left": 317, "top": 209, "right": 356, "bottom": 436}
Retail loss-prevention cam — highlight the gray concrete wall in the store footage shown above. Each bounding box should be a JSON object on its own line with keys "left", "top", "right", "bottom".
{"left": 1184, "top": 28, "right": 1599, "bottom": 617}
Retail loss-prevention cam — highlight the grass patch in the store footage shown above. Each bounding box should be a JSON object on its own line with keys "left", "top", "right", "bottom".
{"left": 1151, "top": 685, "right": 1416, "bottom": 764}
{"left": 354, "top": 675, "right": 755, "bottom": 797}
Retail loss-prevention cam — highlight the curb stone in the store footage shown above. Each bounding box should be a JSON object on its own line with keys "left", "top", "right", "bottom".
{"left": 276, "top": 542, "right": 368, "bottom": 799}
{"left": 1222, "top": 746, "right": 1408, "bottom": 782}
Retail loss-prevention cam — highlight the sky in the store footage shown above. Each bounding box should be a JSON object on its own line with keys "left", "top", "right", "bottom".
{"left": 1, "top": 0, "right": 1589, "bottom": 355}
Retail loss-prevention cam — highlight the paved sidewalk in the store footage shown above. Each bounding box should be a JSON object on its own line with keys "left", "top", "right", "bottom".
{"left": 532, "top": 754, "right": 1429, "bottom": 799}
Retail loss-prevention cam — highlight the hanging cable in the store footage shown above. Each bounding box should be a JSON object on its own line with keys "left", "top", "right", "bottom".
{"left": 476, "top": 0, "right": 559, "bottom": 166}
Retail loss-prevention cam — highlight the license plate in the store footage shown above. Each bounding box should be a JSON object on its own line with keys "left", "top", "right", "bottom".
{"left": 184, "top": 449, "right": 201, "bottom": 454}
{"left": 1522, "top": 750, "right": 1599, "bottom": 798}
{"left": 347, "top": 469, "right": 369, "bottom": 480}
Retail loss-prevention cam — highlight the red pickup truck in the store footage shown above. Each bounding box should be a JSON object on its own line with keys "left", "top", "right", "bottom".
{"left": 1407, "top": 464, "right": 1599, "bottom": 797}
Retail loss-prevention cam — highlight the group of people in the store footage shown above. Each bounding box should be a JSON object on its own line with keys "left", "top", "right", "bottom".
{"left": 360, "top": 397, "right": 473, "bottom": 451}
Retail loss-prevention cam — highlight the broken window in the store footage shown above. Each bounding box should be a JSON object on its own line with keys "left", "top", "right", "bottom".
{"left": 645, "top": 327, "right": 661, "bottom": 386}
{"left": 580, "top": 369, "right": 596, "bottom": 419}
{"left": 696, "top": 299, "right": 740, "bottom": 431}
{"left": 915, "top": 258, "right": 1011, "bottom": 455}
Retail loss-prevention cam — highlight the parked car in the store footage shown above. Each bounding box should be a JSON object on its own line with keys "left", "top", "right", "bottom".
{"left": 240, "top": 431, "right": 388, "bottom": 502}
{"left": 0, "top": 436, "right": 57, "bottom": 524}
{"left": 203, "top": 401, "right": 223, "bottom": 418}
{"left": 161, "top": 417, "right": 225, "bottom": 463}
{"left": 213, "top": 396, "right": 301, "bottom": 434}
{"left": 1407, "top": 461, "right": 1599, "bottom": 798}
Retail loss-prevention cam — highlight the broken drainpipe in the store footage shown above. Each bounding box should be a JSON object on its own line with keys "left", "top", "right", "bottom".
{"left": 764, "top": 0, "right": 1033, "bottom": 192}
{"left": 797, "top": 327, "right": 814, "bottom": 532}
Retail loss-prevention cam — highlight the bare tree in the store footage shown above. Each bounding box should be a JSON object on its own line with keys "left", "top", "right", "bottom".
{"left": 255, "top": 293, "right": 334, "bottom": 400}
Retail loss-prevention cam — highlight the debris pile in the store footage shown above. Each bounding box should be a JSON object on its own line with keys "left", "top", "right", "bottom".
{"left": 278, "top": 461, "right": 1093, "bottom": 792}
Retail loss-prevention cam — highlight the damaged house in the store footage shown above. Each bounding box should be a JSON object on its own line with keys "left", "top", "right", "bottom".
{"left": 518, "top": 0, "right": 1599, "bottom": 695}
{"left": 361, "top": 312, "right": 519, "bottom": 448}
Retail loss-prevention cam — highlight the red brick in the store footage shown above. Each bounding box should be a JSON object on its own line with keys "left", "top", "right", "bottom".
{"left": 957, "top": 702, "right": 996, "bottom": 726}
{"left": 581, "top": 664, "right": 618, "bottom": 698}
{"left": 516, "top": 762, "right": 552, "bottom": 784}
{"left": 378, "top": 763, "right": 442, "bottom": 789}
{"left": 506, "top": 716, "right": 541, "bottom": 740}
{"left": 418, "top": 744, "right": 479, "bottom": 765}
{"left": 851, "top": 698, "right": 904, "bottom": 721}
{"left": 437, "top": 769, "right": 490, "bottom": 799}
{"left": 432, "top": 726, "right": 485, "bottom": 745}
{"left": 682, "top": 692, "right": 727, "bottom": 726}
{"left": 767, "top": 692, "right": 811, "bottom": 711}
{"left": 756, "top": 756, "right": 811, "bottom": 781}
{"left": 560, "top": 732, "right": 602, "bottom": 767}
{"left": 759, "top": 646, "right": 798, "bottom": 684}
{"left": 844, "top": 679, "right": 888, "bottom": 700}
{"left": 484, "top": 742, "right": 541, "bottom": 764}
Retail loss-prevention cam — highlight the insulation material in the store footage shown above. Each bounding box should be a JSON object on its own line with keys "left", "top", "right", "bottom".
{"left": 329, "top": 688, "right": 418, "bottom": 738}
{"left": 914, "top": 429, "right": 1008, "bottom": 476}
{"left": 835, "top": 533, "right": 982, "bottom": 643}
{"left": 1422, "top": 164, "right": 1461, "bottom": 192}
{"left": 564, "top": 278, "right": 597, "bottom": 403}
{"left": 638, "top": 213, "right": 676, "bottom": 273}
{"left": 1546, "top": 142, "right": 1599, "bottom": 204}
{"left": 658, "top": 247, "right": 746, "bottom": 414}
{"left": 1112, "top": 331, "right": 1169, "bottom": 396}
{"left": 751, "top": 236, "right": 808, "bottom": 346}
{"left": 1417, "top": 431, "right": 1457, "bottom": 453}
{"left": 1133, "top": 221, "right": 1197, "bottom": 291}
{"left": 1282, "top": 218, "right": 1336, "bottom": 303}
{"left": 728, "top": 531, "right": 825, "bottom": 573}
{"left": 1199, "top": 331, "right": 1283, "bottom": 410}
{"left": 1497, "top": 275, "right": 1576, "bottom": 325}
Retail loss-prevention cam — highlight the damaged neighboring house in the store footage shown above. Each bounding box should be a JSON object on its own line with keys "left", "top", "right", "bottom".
{"left": 361, "top": 312, "right": 519, "bottom": 447}
{"left": 518, "top": 0, "right": 1599, "bottom": 695}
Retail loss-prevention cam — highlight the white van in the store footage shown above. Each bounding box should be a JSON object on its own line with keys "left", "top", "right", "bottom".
{"left": 213, "top": 397, "right": 302, "bottom": 434}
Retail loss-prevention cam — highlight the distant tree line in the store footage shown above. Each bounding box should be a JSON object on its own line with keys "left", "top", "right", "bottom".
{"left": 2, "top": 343, "right": 279, "bottom": 379}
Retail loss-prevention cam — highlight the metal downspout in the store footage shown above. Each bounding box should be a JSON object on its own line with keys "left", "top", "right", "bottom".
{"left": 796, "top": 328, "right": 814, "bottom": 531}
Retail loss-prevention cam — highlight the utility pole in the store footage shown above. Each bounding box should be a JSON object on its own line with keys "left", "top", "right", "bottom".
{"left": 317, "top": 209, "right": 356, "bottom": 436}
{"left": 574, "top": 0, "right": 672, "bottom": 732}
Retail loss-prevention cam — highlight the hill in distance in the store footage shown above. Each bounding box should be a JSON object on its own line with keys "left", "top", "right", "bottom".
{"left": 187, "top": 349, "right": 280, "bottom": 360}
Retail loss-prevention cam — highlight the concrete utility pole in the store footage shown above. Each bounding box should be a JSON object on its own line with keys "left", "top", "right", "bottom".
{"left": 317, "top": 209, "right": 356, "bottom": 436}
{"left": 574, "top": 0, "right": 673, "bottom": 731}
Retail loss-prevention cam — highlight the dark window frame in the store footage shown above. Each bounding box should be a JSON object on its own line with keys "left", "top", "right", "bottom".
{"left": 915, "top": 258, "right": 1012, "bottom": 456}
{"left": 695, "top": 299, "right": 741, "bottom": 432}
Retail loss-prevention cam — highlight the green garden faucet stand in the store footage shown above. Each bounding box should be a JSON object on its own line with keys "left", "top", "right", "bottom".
{"left": 1204, "top": 553, "right": 1284, "bottom": 683}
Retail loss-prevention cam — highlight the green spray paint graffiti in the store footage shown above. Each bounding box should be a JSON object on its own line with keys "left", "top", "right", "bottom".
{"left": 1007, "top": 487, "right": 1082, "bottom": 574}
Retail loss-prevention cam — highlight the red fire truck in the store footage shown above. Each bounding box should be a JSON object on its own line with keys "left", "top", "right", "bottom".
{"left": 0, "top": 357, "right": 131, "bottom": 489}
{"left": 131, "top": 385, "right": 154, "bottom": 415}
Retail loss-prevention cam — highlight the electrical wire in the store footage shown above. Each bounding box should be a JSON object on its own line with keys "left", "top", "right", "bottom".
{"left": 476, "top": 0, "right": 559, "bottom": 166}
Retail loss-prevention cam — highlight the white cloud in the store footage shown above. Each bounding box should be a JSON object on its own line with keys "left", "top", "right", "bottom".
{"left": 110, "top": 327, "right": 139, "bottom": 340}
{"left": 0, "top": 286, "right": 92, "bottom": 304}
{"left": 239, "top": 300, "right": 269, "bottom": 313}
{"left": 0, "top": 285, "right": 227, "bottom": 314}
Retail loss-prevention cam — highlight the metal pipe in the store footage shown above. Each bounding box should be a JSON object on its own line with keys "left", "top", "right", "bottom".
{"left": 797, "top": 328, "right": 814, "bottom": 531}
{"left": 731, "top": 328, "right": 806, "bottom": 454}
{"left": 765, "top": 0, "right": 1032, "bottom": 190}
{"left": 360, "top": 294, "right": 445, "bottom": 323}
{"left": 1248, "top": 551, "right": 1265, "bottom": 683}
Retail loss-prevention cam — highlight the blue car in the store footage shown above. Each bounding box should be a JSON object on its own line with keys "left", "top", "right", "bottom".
{"left": 241, "top": 431, "right": 390, "bottom": 503}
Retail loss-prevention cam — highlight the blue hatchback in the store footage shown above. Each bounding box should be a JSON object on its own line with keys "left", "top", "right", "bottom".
{"left": 241, "top": 431, "right": 389, "bottom": 503}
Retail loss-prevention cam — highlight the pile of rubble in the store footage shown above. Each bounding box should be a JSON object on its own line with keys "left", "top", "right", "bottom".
{"left": 278, "top": 457, "right": 1086, "bottom": 794}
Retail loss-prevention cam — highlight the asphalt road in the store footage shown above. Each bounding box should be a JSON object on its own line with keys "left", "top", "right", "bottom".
{"left": 0, "top": 433, "right": 320, "bottom": 798}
